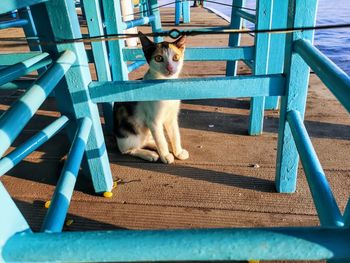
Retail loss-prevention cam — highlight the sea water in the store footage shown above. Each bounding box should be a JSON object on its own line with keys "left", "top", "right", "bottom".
{"left": 204, "top": 0, "right": 350, "bottom": 74}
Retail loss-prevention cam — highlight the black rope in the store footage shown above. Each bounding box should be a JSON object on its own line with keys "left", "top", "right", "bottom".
{"left": 0, "top": 22, "right": 349, "bottom": 45}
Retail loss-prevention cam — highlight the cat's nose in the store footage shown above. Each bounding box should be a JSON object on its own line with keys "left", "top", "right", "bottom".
{"left": 166, "top": 64, "right": 174, "bottom": 73}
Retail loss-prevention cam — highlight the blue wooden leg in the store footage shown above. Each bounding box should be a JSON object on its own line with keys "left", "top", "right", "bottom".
{"left": 265, "top": 96, "right": 279, "bottom": 110}
{"left": 182, "top": 0, "right": 190, "bottom": 23}
{"left": 31, "top": 1, "right": 113, "bottom": 193}
{"left": 226, "top": 0, "right": 244, "bottom": 77}
{"left": 175, "top": 0, "right": 181, "bottom": 25}
{"left": 149, "top": 0, "right": 163, "bottom": 42}
{"left": 275, "top": 0, "right": 318, "bottom": 193}
{"left": 248, "top": 0, "right": 272, "bottom": 135}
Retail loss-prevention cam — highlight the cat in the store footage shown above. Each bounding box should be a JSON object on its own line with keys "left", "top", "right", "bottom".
{"left": 113, "top": 32, "right": 189, "bottom": 164}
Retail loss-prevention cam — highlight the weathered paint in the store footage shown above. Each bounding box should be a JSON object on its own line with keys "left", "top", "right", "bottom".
{"left": 287, "top": 110, "right": 344, "bottom": 227}
{"left": 88, "top": 75, "right": 285, "bottom": 103}
{"left": 0, "top": 116, "right": 69, "bottom": 177}
{"left": 31, "top": 1, "right": 113, "bottom": 193}
{"left": 248, "top": 0, "right": 273, "bottom": 135}
{"left": 275, "top": 0, "right": 318, "bottom": 193}
{"left": 294, "top": 39, "right": 350, "bottom": 114}
{"left": 0, "top": 51, "right": 75, "bottom": 158}
{"left": 3, "top": 228, "right": 350, "bottom": 261}
{"left": 41, "top": 118, "right": 92, "bottom": 233}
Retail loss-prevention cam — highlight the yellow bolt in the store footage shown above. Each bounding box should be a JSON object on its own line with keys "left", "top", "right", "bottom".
{"left": 65, "top": 219, "right": 74, "bottom": 226}
{"left": 103, "top": 191, "right": 113, "bottom": 198}
{"left": 44, "top": 200, "right": 51, "bottom": 209}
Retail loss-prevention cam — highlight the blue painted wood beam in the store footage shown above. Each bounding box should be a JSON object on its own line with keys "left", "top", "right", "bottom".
{"left": 275, "top": 0, "right": 318, "bottom": 193}
{"left": 182, "top": 0, "right": 190, "bottom": 23}
{"left": 41, "top": 117, "right": 92, "bottom": 233}
{"left": 0, "top": 52, "right": 51, "bottom": 86}
{"left": 88, "top": 75, "right": 285, "bottom": 103}
{"left": 122, "top": 15, "right": 155, "bottom": 30}
{"left": 0, "top": 116, "right": 69, "bottom": 177}
{"left": 0, "top": 182, "right": 31, "bottom": 247}
{"left": 127, "top": 61, "right": 147, "bottom": 72}
{"left": 0, "top": 19, "right": 28, "bottom": 30}
{"left": 0, "top": 80, "right": 33, "bottom": 90}
{"left": 294, "top": 39, "right": 350, "bottom": 114}
{"left": 287, "top": 110, "right": 344, "bottom": 227}
{"left": 0, "top": 52, "right": 43, "bottom": 66}
{"left": 0, "top": 0, "right": 48, "bottom": 14}
{"left": 175, "top": 0, "right": 182, "bottom": 25}
{"left": 3, "top": 227, "right": 350, "bottom": 261}
{"left": 149, "top": 0, "right": 163, "bottom": 42}
{"left": 235, "top": 9, "right": 256, "bottom": 24}
{"left": 344, "top": 199, "right": 350, "bottom": 227}
{"left": 0, "top": 50, "right": 75, "bottom": 158}
{"left": 123, "top": 47, "right": 254, "bottom": 61}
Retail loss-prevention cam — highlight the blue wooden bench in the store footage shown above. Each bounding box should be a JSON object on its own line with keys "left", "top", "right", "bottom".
{"left": 0, "top": 0, "right": 349, "bottom": 261}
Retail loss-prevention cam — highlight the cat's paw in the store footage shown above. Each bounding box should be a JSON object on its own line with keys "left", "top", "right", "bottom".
{"left": 160, "top": 153, "right": 175, "bottom": 164}
{"left": 144, "top": 151, "right": 159, "bottom": 162}
{"left": 175, "top": 149, "right": 189, "bottom": 160}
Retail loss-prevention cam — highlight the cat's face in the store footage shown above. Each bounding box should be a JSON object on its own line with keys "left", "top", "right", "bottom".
{"left": 139, "top": 32, "right": 186, "bottom": 78}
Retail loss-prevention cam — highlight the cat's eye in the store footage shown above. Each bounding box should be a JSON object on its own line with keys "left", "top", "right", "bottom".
{"left": 154, "top": 55, "right": 163, "bottom": 62}
{"left": 173, "top": 54, "right": 180, "bottom": 61}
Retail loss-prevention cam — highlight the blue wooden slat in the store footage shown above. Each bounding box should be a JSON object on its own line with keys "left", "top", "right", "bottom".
{"left": 0, "top": 19, "right": 28, "bottom": 30}
{"left": 122, "top": 15, "right": 155, "bottom": 30}
{"left": 123, "top": 47, "right": 254, "bottom": 61}
{"left": 149, "top": 0, "right": 163, "bottom": 42}
{"left": 0, "top": 52, "right": 44, "bottom": 66}
{"left": 0, "top": 0, "right": 48, "bottom": 14}
{"left": 127, "top": 61, "right": 147, "bottom": 72}
{"left": 3, "top": 227, "right": 350, "bottom": 261}
{"left": 0, "top": 116, "right": 69, "bottom": 177}
{"left": 0, "top": 52, "right": 51, "bottom": 86}
{"left": 0, "top": 51, "right": 75, "bottom": 158}
{"left": 235, "top": 9, "right": 256, "bottom": 24}
{"left": 248, "top": 0, "right": 273, "bottom": 135}
{"left": 182, "top": 0, "right": 190, "bottom": 23}
{"left": 275, "top": 0, "right": 318, "bottom": 193}
{"left": 226, "top": 0, "right": 244, "bottom": 77}
{"left": 88, "top": 75, "right": 285, "bottom": 103}
{"left": 264, "top": 0, "right": 288, "bottom": 110}
{"left": 31, "top": 1, "right": 113, "bottom": 193}
{"left": 175, "top": 0, "right": 182, "bottom": 25}
{"left": 294, "top": 39, "right": 350, "bottom": 114}
{"left": 81, "top": 0, "right": 113, "bottom": 133}
{"left": 287, "top": 110, "right": 344, "bottom": 227}
{"left": 0, "top": 182, "right": 31, "bottom": 248}
{"left": 0, "top": 80, "right": 33, "bottom": 90}
{"left": 41, "top": 117, "right": 92, "bottom": 233}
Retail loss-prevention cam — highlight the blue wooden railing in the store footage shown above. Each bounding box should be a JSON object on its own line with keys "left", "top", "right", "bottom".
{"left": 0, "top": 0, "right": 349, "bottom": 262}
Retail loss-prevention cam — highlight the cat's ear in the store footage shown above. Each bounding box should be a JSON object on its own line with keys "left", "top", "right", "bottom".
{"left": 138, "top": 31, "right": 156, "bottom": 63}
{"left": 173, "top": 35, "right": 186, "bottom": 50}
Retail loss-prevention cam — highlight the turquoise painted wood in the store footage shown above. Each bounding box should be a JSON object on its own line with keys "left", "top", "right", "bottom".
{"left": 149, "top": 0, "right": 163, "bottom": 42}
{"left": 0, "top": 19, "right": 28, "bottom": 30}
{"left": 0, "top": 116, "right": 69, "bottom": 177}
{"left": 0, "top": 182, "right": 31, "bottom": 255}
{"left": 294, "top": 39, "right": 350, "bottom": 114}
{"left": 175, "top": 0, "right": 182, "bottom": 25}
{"left": 182, "top": 0, "right": 190, "bottom": 23}
{"left": 122, "top": 15, "right": 155, "bottom": 29}
{"left": 264, "top": 0, "right": 288, "bottom": 110}
{"left": 275, "top": 0, "right": 318, "bottom": 193}
{"left": 0, "top": 51, "right": 75, "bottom": 158}
{"left": 287, "top": 110, "right": 343, "bottom": 227}
{"left": 0, "top": 0, "right": 48, "bottom": 14}
{"left": 123, "top": 46, "right": 254, "bottom": 61}
{"left": 81, "top": 0, "right": 113, "bottom": 133}
{"left": 41, "top": 117, "right": 92, "bottom": 233}
{"left": 18, "top": 7, "right": 42, "bottom": 53}
{"left": 0, "top": 52, "right": 44, "bottom": 65}
{"left": 248, "top": 0, "right": 273, "bottom": 135}
{"left": 3, "top": 227, "right": 350, "bottom": 261}
{"left": 88, "top": 75, "right": 285, "bottom": 103}
{"left": 226, "top": 0, "right": 244, "bottom": 77}
{"left": 30, "top": 1, "right": 113, "bottom": 193}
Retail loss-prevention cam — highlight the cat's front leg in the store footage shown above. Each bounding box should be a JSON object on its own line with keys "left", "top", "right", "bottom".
{"left": 148, "top": 122, "right": 174, "bottom": 164}
{"left": 164, "top": 119, "right": 189, "bottom": 161}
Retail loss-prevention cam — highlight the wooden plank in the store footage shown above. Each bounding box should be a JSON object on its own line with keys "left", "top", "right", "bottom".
{"left": 275, "top": 0, "right": 318, "bottom": 193}
{"left": 88, "top": 75, "right": 285, "bottom": 103}
{"left": 0, "top": 0, "right": 48, "bottom": 14}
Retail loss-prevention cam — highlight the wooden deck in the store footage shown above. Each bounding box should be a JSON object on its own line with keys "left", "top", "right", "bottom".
{"left": 1, "top": 6, "right": 350, "bottom": 263}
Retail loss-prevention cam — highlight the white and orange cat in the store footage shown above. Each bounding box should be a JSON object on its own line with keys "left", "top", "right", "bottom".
{"left": 113, "top": 32, "right": 189, "bottom": 164}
